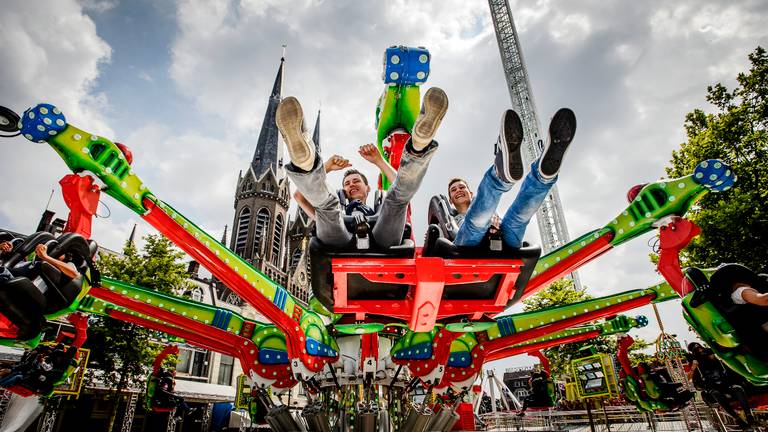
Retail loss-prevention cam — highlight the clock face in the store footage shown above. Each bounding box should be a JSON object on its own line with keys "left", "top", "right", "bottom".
{"left": 298, "top": 272, "right": 307, "bottom": 285}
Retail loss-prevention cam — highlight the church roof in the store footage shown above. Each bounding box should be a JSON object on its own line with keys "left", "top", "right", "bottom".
{"left": 250, "top": 57, "right": 285, "bottom": 179}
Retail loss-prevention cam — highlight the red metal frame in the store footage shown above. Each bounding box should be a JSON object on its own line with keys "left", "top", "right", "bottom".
{"left": 439, "top": 294, "right": 654, "bottom": 388}
{"left": 332, "top": 251, "right": 521, "bottom": 331}
{"left": 141, "top": 198, "right": 329, "bottom": 373}
{"left": 60, "top": 174, "right": 100, "bottom": 238}
{"left": 153, "top": 345, "right": 180, "bottom": 374}
{"left": 486, "top": 331, "right": 599, "bottom": 364}
{"left": 656, "top": 217, "right": 700, "bottom": 297}
{"left": 392, "top": 329, "right": 462, "bottom": 379}
{"left": 91, "top": 287, "right": 297, "bottom": 388}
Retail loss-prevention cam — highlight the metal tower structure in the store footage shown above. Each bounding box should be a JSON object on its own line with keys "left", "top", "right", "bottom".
{"left": 488, "top": 0, "right": 581, "bottom": 288}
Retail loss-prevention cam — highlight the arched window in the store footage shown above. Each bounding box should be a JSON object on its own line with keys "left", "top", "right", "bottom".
{"left": 272, "top": 214, "right": 284, "bottom": 265}
{"left": 191, "top": 287, "right": 203, "bottom": 302}
{"left": 234, "top": 208, "right": 251, "bottom": 255}
{"left": 252, "top": 208, "right": 271, "bottom": 257}
{"left": 291, "top": 247, "right": 302, "bottom": 269}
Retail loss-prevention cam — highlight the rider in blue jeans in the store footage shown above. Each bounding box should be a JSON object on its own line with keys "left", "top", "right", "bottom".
{"left": 448, "top": 108, "right": 576, "bottom": 248}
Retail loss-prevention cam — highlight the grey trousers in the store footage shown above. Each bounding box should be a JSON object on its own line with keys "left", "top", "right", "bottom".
{"left": 286, "top": 142, "right": 438, "bottom": 248}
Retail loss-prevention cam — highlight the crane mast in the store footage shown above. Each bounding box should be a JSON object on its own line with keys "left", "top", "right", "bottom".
{"left": 488, "top": 0, "right": 582, "bottom": 289}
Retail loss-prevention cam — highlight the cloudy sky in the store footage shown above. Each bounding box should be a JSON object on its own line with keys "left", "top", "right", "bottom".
{"left": 1, "top": 0, "right": 767, "bottom": 371}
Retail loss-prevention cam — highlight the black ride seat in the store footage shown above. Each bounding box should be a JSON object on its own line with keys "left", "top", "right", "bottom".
{"left": 0, "top": 232, "right": 97, "bottom": 339}
{"left": 697, "top": 264, "right": 768, "bottom": 360}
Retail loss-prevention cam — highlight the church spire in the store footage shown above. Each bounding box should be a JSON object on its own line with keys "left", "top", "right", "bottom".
{"left": 250, "top": 54, "right": 285, "bottom": 179}
{"left": 127, "top": 223, "right": 137, "bottom": 248}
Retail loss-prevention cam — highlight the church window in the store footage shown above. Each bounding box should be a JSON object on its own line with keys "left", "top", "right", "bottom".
{"left": 291, "top": 247, "right": 302, "bottom": 269}
{"left": 234, "top": 208, "right": 251, "bottom": 255}
{"left": 253, "top": 208, "right": 271, "bottom": 257}
{"left": 272, "top": 214, "right": 283, "bottom": 265}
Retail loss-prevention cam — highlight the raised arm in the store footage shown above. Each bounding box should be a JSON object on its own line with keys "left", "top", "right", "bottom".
{"left": 35, "top": 244, "right": 79, "bottom": 279}
{"left": 358, "top": 144, "right": 396, "bottom": 185}
{"left": 295, "top": 155, "right": 352, "bottom": 220}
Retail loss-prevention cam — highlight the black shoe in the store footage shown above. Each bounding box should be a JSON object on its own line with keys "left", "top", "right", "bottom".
{"left": 494, "top": 109, "right": 524, "bottom": 183}
{"left": 539, "top": 108, "right": 576, "bottom": 178}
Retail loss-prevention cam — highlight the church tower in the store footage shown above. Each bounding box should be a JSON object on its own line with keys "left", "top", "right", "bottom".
{"left": 229, "top": 56, "right": 291, "bottom": 293}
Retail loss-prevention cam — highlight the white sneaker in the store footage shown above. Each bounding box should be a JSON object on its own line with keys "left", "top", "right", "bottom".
{"left": 276, "top": 97, "right": 315, "bottom": 171}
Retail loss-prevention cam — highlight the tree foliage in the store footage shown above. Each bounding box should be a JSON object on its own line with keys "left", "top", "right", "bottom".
{"left": 666, "top": 46, "right": 768, "bottom": 270}
{"left": 84, "top": 235, "right": 194, "bottom": 390}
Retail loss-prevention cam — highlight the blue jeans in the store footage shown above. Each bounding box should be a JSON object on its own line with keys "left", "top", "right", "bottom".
{"left": 455, "top": 160, "right": 556, "bottom": 248}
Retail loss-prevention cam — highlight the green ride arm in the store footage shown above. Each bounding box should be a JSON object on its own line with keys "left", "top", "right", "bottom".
{"left": 375, "top": 85, "right": 421, "bottom": 190}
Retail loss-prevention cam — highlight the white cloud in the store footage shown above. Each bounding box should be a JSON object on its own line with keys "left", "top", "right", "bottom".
{"left": 0, "top": 0, "right": 112, "bottom": 233}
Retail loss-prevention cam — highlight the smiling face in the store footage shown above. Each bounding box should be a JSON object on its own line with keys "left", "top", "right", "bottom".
{"left": 342, "top": 172, "right": 370, "bottom": 202}
{"left": 448, "top": 179, "right": 472, "bottom": 210}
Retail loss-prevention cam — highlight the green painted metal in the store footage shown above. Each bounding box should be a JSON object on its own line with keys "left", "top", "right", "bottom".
{"left": 374, "top": 85, "right": 421, "bottom": 190}
{"left": 32, "top": 112, "right": 335, "bottom": 358}
{"left": 533, "top": 171, "right": 712, "bottom": 276}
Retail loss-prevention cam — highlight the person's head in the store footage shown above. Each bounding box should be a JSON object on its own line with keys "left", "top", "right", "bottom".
{"left": 342, "top": 169, "right": 370, "bottom": 202}
{"left": 688, "top": 342, "right": 706, "bottom": 357}
{"left": 448, "top": 178, "right": 472, "bottom": 209}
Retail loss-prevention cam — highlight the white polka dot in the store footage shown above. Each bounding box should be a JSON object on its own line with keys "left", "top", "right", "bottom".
{"left": 43, "top": 118, "right": 52, "bottom": 125}
{"left": 24, "top": 134, "right": 33, "bottom": 140}
{"left": 39, "top": 107, "right": 48, "bottom": 114}
{"left": 28, "top": 112, "right": 35, "bottom": 119}
{"left": 36, "top": 125, "right": 45, "bottom": 131}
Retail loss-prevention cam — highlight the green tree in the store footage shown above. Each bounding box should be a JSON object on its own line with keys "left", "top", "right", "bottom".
{"left": 84, "top": 235, "right": 193, "bottom": 427}
{"left": 666, "top": 46, "right": 768, "bottom": 270}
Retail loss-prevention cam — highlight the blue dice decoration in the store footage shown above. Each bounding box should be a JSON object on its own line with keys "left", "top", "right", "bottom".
{"left": 635, "top": 315, "right": 649, "bottom": 328}
{"left": 692, "top": 159, "right": 736, "bottom": 192}
{"left": 20, "top": 103, "right": 67, "bottom": 143}
{"left": 382, "top": 45, "right": 430, "bottom": 85}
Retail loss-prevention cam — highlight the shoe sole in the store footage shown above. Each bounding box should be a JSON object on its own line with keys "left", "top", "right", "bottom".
{"left": 499, "top": 109, "right": 524, "bottom": 182}
{"left": 540, "top": 108, "right": 576, "bottom": 178}
{"left": 412, "top": 87, "right": 448, "bottom": 151}
{"left": 276, "top": 97, "right": 313, "bottom": 169}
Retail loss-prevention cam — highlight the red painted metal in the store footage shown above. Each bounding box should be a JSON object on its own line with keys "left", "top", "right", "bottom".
{"left": 140, "top": 198, "right": 328, "bottom": 373}
{"left": 332, "top": 251, "right": 522, "bottom": 330}
{"left": 392, "top": 329, "right": 462, "bottom": 378}
{"left": 656, "top": 217, "right": 700, "bottom": 297}
{"left": 106, "top": 303, "right": 297, "bottom": 388}
{"left": 523, "top": 233, "right": 614, "bottom": 299}
{"left": 616, "top": 334, "right": 638, "bottom": 380}
{"left": 360, "top": 333, "right": 379, "bottom": 373}
{"left": 529, "top": 350, "right": 552, "bottom": 375}
{"left": 486, "top": 332, "right": 600, "bottom": 363}
{"left": 441, "top": 294, "right": 654, "bottom": 387}
{"left": 60, "top": 174, "right": 100, "bottom": 238}
{"left": 153, "top": 345, "right": 180, "bottom": 374}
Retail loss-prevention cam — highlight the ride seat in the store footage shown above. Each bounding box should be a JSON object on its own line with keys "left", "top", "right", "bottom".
{"left": 705, "top": 264, "right": 768, "bottom": 360}
{"left": 0, "top": 277, "right": 46, "bottom": 338}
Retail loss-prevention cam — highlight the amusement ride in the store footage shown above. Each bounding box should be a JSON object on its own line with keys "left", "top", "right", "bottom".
{"left": 0, "top": 5, "right": 764, "bottom": 432}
